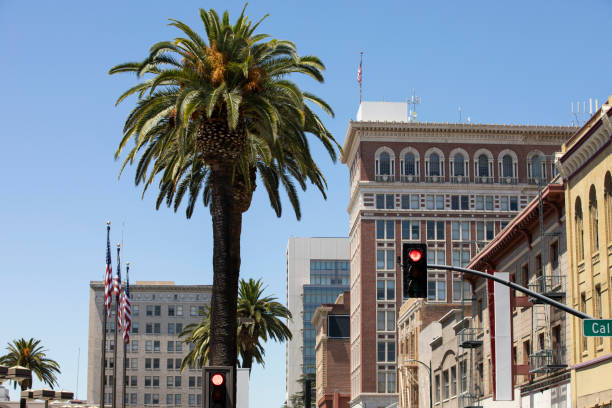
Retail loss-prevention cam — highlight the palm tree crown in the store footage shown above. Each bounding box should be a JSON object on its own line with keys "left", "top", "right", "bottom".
{"left": 0, "top": 338, "right": 60, "bottom": 390}
{"left": 110, "top": 5, "right": 338, "bottom": 368}
{"left": 180, "top": 278, "right": 292, "bottom": 370}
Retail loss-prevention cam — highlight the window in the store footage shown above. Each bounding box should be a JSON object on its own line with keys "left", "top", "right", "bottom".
{"left": 189, "top": 394, "right": 196, "bottom": 406}
{"left": 429, "top": 153, "right": 440, "bottom": 176}
{"left": 145, "top": 340, "right": 153, "bottom": 352}
{"left": 451, "top": 152, "right": 467, "bottom": 177}
{"left": 175, "top": 395, "right": 181, "bottom": 406}
{"left": 443, "top": 370, "right": 450, "bottom": 400}
{"left": 529, "top": 154, "right": 544, "bottom": 181}
{"left": 453, "top": 276, "right": 471, "bottom": 301}
{"left": 427, "top": 221, "right": 445, "bottom": 240}
{"left": 428, "top": 273, "right": 446, "bottom": 301}
{"left": 435, "top": 374, "right": 441, "bottom": 403}
{"left": 404, "top": 153, "right": 416, "bottom": 176}
{"left": 477, "top": 154, "right": 489, "bottom": 177}
{"left": 175, "top": 376, "right": 182, "bottom": 387}
{"left": 152, "top": 394, "right": 159, "bottom": 405}
{"left": 153, "top": 341, "right": 160, "bottom": 352}
{"left": 377, "top": 280, "right": 395, "bottom": 300}
{"left": 167, "top": 359, "right": 174, "bottom": 370}
{"left": 401, "top": 194, "right": 409, "bottom": 209}
{"left": 550, "top": 241, "right": 559, "bottom": 283}
{"left": 189, "top": 376, "right": 196, "bottom": 388}
{"left": 145, "top": 376, "right": 152, "bottom": 387}
{"left": 132, "top": 305, "right": 139, "bottom": 316}
{"left": 153, "top": 358, "right": 159, "bottom": 370}
{"left": 167, "top": 394, "right": 174, "bottom": 406}
{"left": 451, "top": 195, "right": 469, "bottom": 210}
{"left": 145, "top": 323, "right": 153, "bottom": 334}
{"left": 476, "top": 221, "right": 494, "bottom": 242}
{"left": 426, "top": 195, "right": 444, "bottom": 210}
{"left": 190, "top": 306, "right": 197, "bottom": 316}
{"left": 154, "top": 323, "right": 160, "bottom": 334}
{"left": 168, "top": 341, "right": 174, "bottom": 353}
{"left": 451, "top": 221, "right": 469, "bottom": 241}
{"left": 450, "top": 366, "right": 457, "bottom": 397}
{"left": 590, "top": 186, "right": 599, "bottom": 251}
{"left": 500, "top": 196, "right": 519, "bottom": 211}
{"left": 376, "top": 249, "right": 395, "bottom": 270}
{"left": 168, "top": 323, "right": 175, "bottom": 335}
{"left": 376, "top": 194, "right": 395, "bottom": 209}
{"left": 377, "top": 311, "right": 396, "bottom": 331}
{"left": 376, "top": 220, "right": 395, "bottom": 240}
{"left": 176, "top": 342, "right": 182, "bottom": 352}
{"left": 131, "top": 322, "right": 139, "bottom": 334}
{"left": 376, "top": 151, "right": 393, "bottom": 177}
{"left": 130, "top": 376, "right": 137, "bottom": 387}
{"left": 427, "top": 249, "right": 446, "bottom": 266}
{"left": 176, "top": 305, "right": 183, "bottom": 316}
{"left": 400, "top": 194, "right": 420, "bottom": 209}
{"left": 452, "top": 249, "right": 471, "bottom": 268}
{"left": 460, "top": 361, "right": 467, "bottom": 393}
{"left": 146, "top": 305, "right": 153, "bottom": 316}
{"left": 131, "top": 340, "right": 138, "bottom": 352}
{"left": 401, "top": 220, "right": 420, "bottom": 240}
{"left": 475, "top": 195, "right": 494, "bottom": 211}
{"left": 501, "top": 154, "right": 514, "bottom": 178}
{"left": 168, "top": 305, "right": 175, "bottom": 316}
{"left": 144, "top": 394, "right": 151, "bottom": 405}
{"left": 576, "top": 198, "right": 585, "bottom": 261}
{"left": 154, "top": 305, "right": 161, "bottom": 316}
{"left": 377, "top": 341, "right": 395, "bottom": 362}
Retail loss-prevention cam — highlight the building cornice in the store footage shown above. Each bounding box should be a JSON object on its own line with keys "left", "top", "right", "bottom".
{"left": 341, "top": 121, "right": 578, "bottom": 164}
{"left": 90, "top": 281, "right": 212, "bottom": 292}
{"left": 558, "top": 97, "right": 612, "bottom": 181}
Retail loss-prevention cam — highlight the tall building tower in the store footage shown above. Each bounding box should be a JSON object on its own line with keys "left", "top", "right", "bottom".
{"left": 340, "top": 101, "right": 577, "bottom": 408}
{"left": 285, "top": 238, "right": 350, "bottom": 404}
{"left": 87, "top": 281, "right": 212, "bottom": 407}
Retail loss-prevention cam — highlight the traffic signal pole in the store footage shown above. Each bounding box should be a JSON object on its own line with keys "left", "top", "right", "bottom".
{"left": 429, "top": 264, "right": 592, "bottom": 320}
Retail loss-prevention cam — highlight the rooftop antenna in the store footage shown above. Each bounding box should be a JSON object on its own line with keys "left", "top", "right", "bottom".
{"left": 458, "top": 106, "right": 462, "bottom": 122}
{"left": 408, "top": 89, "right": 420, "bottom": 122}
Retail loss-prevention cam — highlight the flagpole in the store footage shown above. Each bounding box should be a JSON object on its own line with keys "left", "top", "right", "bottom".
{"left": 112, "top": 244, "right": 120, "bottom": 408}
{"left": 100, "top": 222, "right": 110, "bottom": 408}
{"left": 122, "top": 262, "right": 129, "bottom": 408}
{"left": 359, "top": 51, "right": 363, "bottom": 104}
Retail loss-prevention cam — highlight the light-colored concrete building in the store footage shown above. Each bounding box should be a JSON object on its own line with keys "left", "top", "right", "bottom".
{"left": 558, "top": 95, "right": 612, "bottom": 407}
{"left": 87, "top": 281, "right": 212, "bottom": 407}
{"left": 286, "top": 238, "right": 350, "bottom": 403}
{"left": 340, "top": 101, "right": 576, "bottom": 408}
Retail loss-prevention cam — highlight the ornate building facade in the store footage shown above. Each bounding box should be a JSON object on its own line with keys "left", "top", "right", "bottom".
{"left": 340, "top": 101, "right": 576, "bottom": 408}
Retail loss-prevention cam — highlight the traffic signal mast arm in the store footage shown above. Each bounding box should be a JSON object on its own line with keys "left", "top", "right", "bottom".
{"left": 430, "top": 264, "right": 592, "bottom": 320}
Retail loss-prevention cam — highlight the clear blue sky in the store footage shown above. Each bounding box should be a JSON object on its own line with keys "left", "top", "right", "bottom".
{"left": 1, "top": 0, "right": 611, "bottom": 406}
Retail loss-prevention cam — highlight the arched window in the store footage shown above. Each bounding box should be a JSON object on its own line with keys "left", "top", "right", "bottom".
{"left": 453, "top": 153, "right": 465, "bottom": 177}
{"left": 405, "top": 153, "right": 416, "bottom": 176}
{"left": 379, "top": 152, "right": 391, "bottom": 175}
{"left": 429, "top": 153, "right": 440, "bottom": 176}
{"left": 531, "top": 155, "right": 543, "bottom": 179}
{"left": 478, "top": 155, "right": 489, "bottom": 177}
{"left": 502, "top": 155, "right": 513, "bottom": 178}
{"left": 589, "top": 186, "right": 599, "bottom": 252}
{"left": 575, "top": 197, "right": 584, "bottom": 262}
{"left": 605, "top": 172, "right": 612, "bottom": 243}
{"left": 375, "top": 148, "right": 395, "bottom": 181}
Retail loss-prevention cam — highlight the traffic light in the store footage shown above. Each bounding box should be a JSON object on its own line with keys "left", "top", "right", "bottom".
{"left": 402, "top": 243, "right": 428, "bottom": 298}
{"left": 203, "top": 366, "right": 234, "bottom": 408}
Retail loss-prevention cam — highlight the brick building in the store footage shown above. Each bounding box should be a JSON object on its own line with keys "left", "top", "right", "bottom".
{"left": 312, "top": 291, "right": 351, "bottom": 408}
{"left": 340, "top": 101, "right": 576, "bottom": 408}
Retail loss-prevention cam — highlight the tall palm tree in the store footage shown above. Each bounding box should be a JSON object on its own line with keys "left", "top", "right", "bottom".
{"left": 110, "top": 6, "right": 338, "bottom": 368}
{"left": 180, "top": 278, "right": 292, "bottom": 370}
{"left": 0, "top": 338, "right": 60, "bottom": 390}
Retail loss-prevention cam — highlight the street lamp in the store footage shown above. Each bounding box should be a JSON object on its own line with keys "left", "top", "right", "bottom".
{"left": 405, "top": 358, "right": 432, "bottom": 408}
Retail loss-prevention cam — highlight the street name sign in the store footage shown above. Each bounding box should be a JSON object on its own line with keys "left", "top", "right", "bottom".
{"left": 583, "top": 319, "right": 612, "bottom": 337}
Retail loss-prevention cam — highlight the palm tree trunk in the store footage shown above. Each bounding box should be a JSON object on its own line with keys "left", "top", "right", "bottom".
{"left": 208, "top": 163, "right": 240, "bottom": 368}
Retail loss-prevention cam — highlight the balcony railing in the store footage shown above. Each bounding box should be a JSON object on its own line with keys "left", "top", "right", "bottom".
{"left": 458, "top": 392, "right": 483, "bottom": 408}
{"left": 474, "top": 176, "right": 494, "bottom": 184}
{"left": 529, "top": 346, "right": 567, "bottom": 374}
{"left": 400, "top": 174, "right": 419, "bottom": 183}
{"left": 457, "top": 328, "right": 483, "bottom": 349}
{"left": 450, "top": 175, "right": 469, "bottom": 184}
{"left": 499, "top": 177, "right": 519, "bottom": 185}
{"left": 424, "top": 175, "right": 444, "bottom": 183}
{"left": 375, "top": 174, "right": 395, "bottom": 182}
{"left": 528, "top": 275, "right": 565, "bottom": 303}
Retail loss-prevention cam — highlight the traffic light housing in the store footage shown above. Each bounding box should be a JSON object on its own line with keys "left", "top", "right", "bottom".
{"left": 402, "top": 243, "right": 428, "bottom": 298}
{"left": 203, "top": 366, "right": 234, "bottom": 408}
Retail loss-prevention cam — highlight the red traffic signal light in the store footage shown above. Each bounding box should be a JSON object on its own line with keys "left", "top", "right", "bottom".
{"left": 402, "top": 243, "right": 428, "bottom": 298}
{"left": 408, "top": 249, "right": 422, "bottom": 262}
{"left": 211, "top": 373, "right": 224, "bottom": 387}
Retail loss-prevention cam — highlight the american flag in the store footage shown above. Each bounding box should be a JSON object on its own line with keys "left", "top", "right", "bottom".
{"left": 114, "top": 245, "right": 123, "bottom": 331}
{"left": 104, "top": 225, "right": 113, "bottom": 316}
{"left": 122, "top": 266, "right": 132, "bottom": 344}
{"left": 357, "top": 59, "right": 362, "bottom": 84}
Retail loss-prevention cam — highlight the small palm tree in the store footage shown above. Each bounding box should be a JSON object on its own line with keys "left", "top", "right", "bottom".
{"left": 180, "top": 278, "right": 291, "bottom": 369}
{"left": 110, "top": 6, "right": 338, "bottom": 368}
{"left": 0, "top": 338, "right": 60, "bottom": 390}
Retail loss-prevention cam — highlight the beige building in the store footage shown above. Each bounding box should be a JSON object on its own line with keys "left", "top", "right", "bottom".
{"left": 558, "top": 95, "right": 612, "bottom": 407}
{"left": 87, "top": 281, "right": 212, "bottom": 407}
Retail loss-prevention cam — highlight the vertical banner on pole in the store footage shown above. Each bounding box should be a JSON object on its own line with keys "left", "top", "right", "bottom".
{"left": 493, "top": 271, "right": 512, "bottom": 400}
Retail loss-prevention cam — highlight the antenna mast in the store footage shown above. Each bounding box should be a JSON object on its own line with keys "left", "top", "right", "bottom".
{"left": 408, "top": 89, "right": 421, "bottom": 122}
